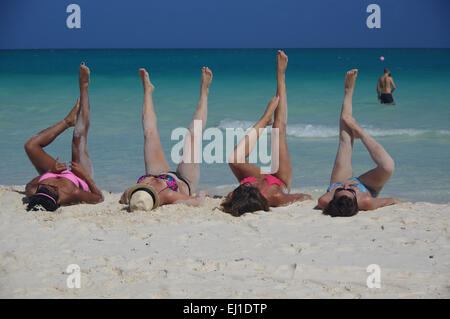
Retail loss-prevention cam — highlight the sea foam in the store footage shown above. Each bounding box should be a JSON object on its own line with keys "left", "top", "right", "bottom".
{"left": 217, "top": 119, "right": 450, "bottom": 139}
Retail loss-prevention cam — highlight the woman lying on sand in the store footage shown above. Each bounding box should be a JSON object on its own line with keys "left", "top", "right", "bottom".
{"left": 24, "top": 63, "right": 104, "bottom": 211}
{"left": 317, "top": 69, "right": 401, "bottom": 217}
{"left": 120, "top": 67, "right": 213, "bottom": 211}
{"left": 221, "top": 50, "right": 312, "bottom": 216}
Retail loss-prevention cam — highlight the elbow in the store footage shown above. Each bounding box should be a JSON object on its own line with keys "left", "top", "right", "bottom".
{"left": 380, "top": 158, "right": 395, "bottom": 177}
{"left": 93, "top": 193, "right": 104, "bottom": 204}
{"left": 24, "top": 137, "right": 37, "bottom": 156}
{"left": 227, "top": 152, "right": 240, "bottom": 166}
{"left": 317, "top": 197, "right": 328, "bottom": 210}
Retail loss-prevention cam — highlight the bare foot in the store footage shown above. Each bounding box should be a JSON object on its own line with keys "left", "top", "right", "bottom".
{"left": 343, "top": 115, "right": 363, "bottom": 139}
{"left": 79, "top": 62, "right": 90, "bottom": 89}
{"left": 344, "top": 69, "right": 358, "bottom": 93}
{"left": 64, "top": 99, "right": 80, "bottom": 127}
{"left": 262, "top": 96, "right": 279, "bottom": 126}
{"left": 138, "top": 68, "right": 155, "bottom": 93}
{"left": 201, "top": 66, "right": 213, "bottom": 95}
{"left": 277, "top": 50, "right": 288, "bottom": 75}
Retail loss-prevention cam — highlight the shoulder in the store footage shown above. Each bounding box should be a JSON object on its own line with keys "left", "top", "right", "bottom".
{"left": 266, "top": 188, "right": 286, "bottom": 205}
{"left": 356, "top": 194, "right": 374, "bottom": 210}
{"left": 160, "top": 188, "right": 185, "bottom": 204}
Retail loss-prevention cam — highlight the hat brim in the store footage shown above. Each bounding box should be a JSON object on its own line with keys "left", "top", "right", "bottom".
{"left": 127, "top": 184, "right": 160, "bottom": 210}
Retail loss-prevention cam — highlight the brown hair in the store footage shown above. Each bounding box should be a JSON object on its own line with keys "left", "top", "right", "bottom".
{"left": 221, "top": 184, "right": 270, "bottom": 217}
{"left": 323, "top": 195, "right": 359, "bottom": 217}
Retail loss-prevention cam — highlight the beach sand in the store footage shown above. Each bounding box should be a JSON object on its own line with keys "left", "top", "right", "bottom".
{"left": 0, "top": 185, "right": 449, "bottom": 298}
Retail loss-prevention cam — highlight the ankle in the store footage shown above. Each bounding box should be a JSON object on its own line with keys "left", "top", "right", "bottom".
{"left": 344, "top": 88, "right": 354, "bottom": 95}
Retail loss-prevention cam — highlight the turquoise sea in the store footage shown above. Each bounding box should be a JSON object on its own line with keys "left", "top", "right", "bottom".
{"left": 1, "top": 49, "right": 450, "bottom": 203}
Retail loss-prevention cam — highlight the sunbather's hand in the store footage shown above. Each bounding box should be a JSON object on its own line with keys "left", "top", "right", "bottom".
{"left": 69, "top": 161, "right": 89, "bottom": 180}
{"left": 50, "top": 157, "right": 67, "bottom": 174}
{"left": 301, "top": 194, "right": 313, "bottom": 201}
{"left": 261, "top": 96, "right": 279, "bottom": 126}
{"left": 119, "top": 189, "right": 129, "bottom": 204}
{"left": 295, "top": 193, "right": 312, "bottom": 201}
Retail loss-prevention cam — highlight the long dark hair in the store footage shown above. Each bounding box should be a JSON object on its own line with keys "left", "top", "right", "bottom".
{"left": 221, "top": 184, "right": 270, "bottom": 217}
{"left": 323, "top": 195, "right": 358, "bottom": 217}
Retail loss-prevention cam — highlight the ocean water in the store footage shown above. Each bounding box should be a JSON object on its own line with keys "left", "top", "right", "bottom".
{"left": 1, "top": 49, "right": 450, "bottom": 203}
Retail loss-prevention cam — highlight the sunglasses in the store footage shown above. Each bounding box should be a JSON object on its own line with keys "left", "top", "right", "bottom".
{"left": 335, "top": 187, "right": 357, "bottom": 197}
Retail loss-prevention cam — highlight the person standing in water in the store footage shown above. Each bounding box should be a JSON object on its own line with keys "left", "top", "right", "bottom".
{"left": 377, "top": 68, "right": 396, "bottom": 104}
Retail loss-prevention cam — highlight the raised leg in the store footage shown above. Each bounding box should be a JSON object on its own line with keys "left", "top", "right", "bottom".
{"left": 271, "top": 50, "right": 293, "bottom": 191}
{"left": 329, "top": 69, "right": 358, "bottom": 184}
{"left": 24, "top": 100, "right": 80, "bottom": 175}
{"left": 71, "top": 62, "right": 94, "bottom": 178}
{"left": 176, "top": 67, "right": 212, "bottom": 193}
{"left": 344, "top": 117, "right": 395, "bottom": 196}
{"left": 228, "top": 96, "right": 279, "bottom": 182}
{"left": 139, "top": 68, "right": 170, "bottom": 175}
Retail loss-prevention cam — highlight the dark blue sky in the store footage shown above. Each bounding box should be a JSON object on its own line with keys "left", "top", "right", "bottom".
{"left": 1, "top": 0, "right": 449, "bottom": 49}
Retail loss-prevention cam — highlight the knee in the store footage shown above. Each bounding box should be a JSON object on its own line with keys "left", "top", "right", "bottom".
{"left": 24, "top": 136, "right": 38, "bottom": 154}
{"left": 283, "top": 176, "right": 292, "bottom": 192}
{"left": 381, "top": 158, "right": 395, "bottom": 176}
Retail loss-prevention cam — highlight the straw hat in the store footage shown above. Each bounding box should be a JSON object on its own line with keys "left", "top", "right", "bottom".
{"left": 127, "top": 184, "right": 160, "bottom": 211}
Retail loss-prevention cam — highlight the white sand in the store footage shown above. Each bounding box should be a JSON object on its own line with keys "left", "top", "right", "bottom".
{"left": 0, "top": 185, "right": 449, "bottom": 298}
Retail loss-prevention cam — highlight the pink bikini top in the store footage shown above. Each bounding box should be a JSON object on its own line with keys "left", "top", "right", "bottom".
{"left": 39, "top": 170, "right": 89, "bottom": 192}
{"left": 240, "top": 174, "right": 282, "bottom": 194}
